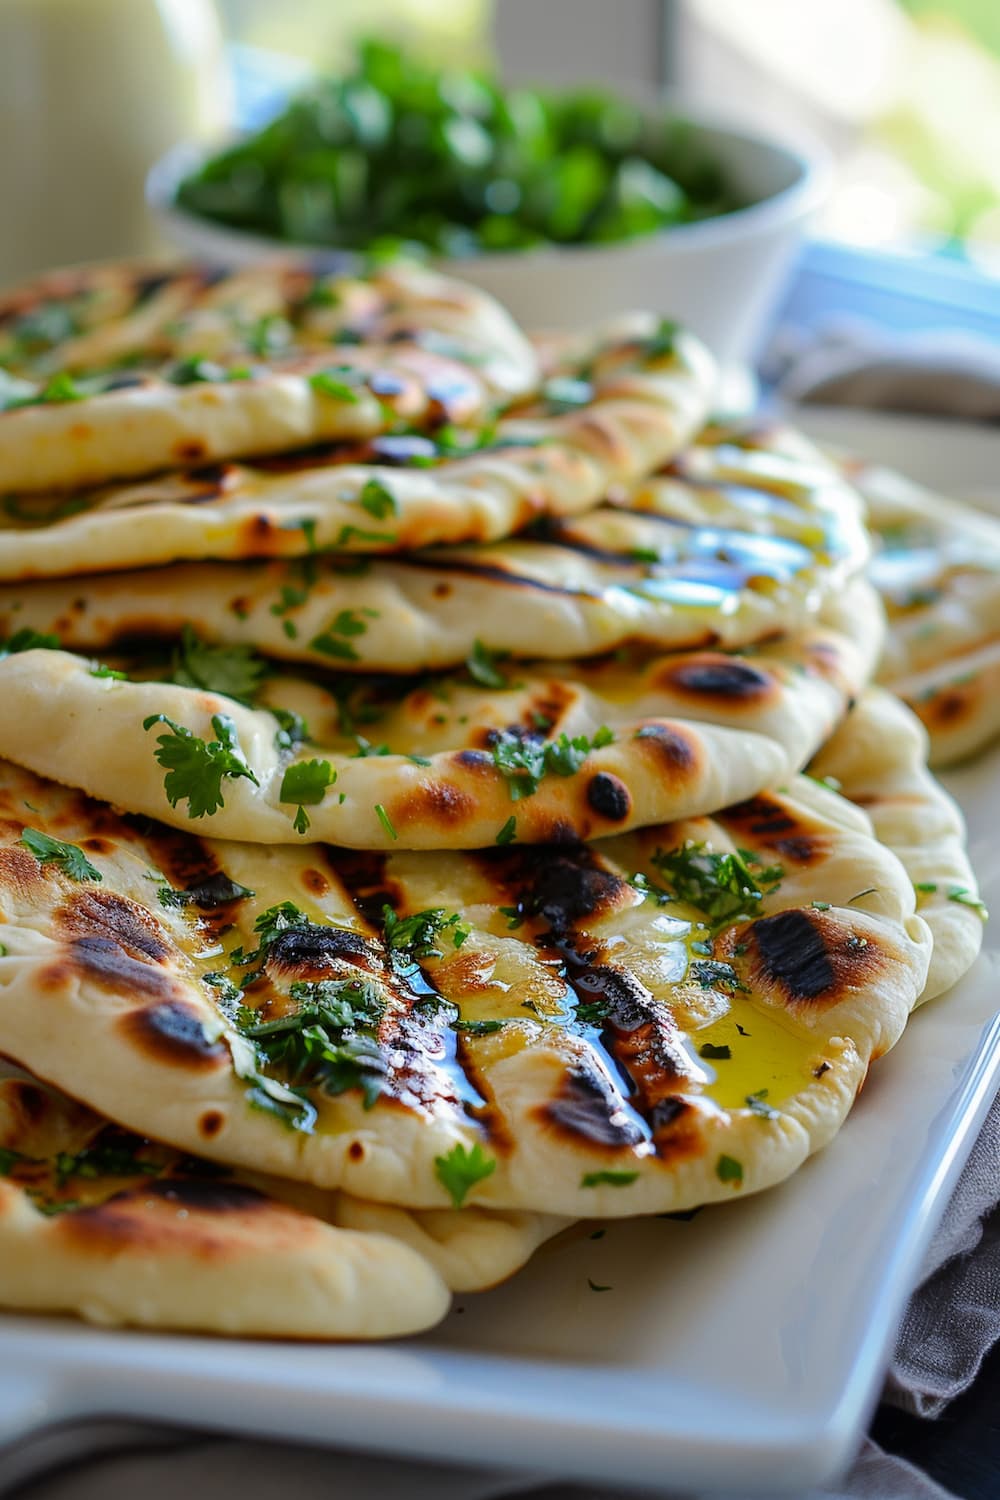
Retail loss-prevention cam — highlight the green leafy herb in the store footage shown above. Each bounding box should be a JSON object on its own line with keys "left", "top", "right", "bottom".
{"left": 271, "top": 706, "right": 308, "bottom": 752}
{"left": 914, "top": 881, "right": 937, "bottom": 894}
{"left": 279, "top": 759, "right": 337, "bottom": 835}
{"left": 359, "top": 477, "right": 397, "bottom": 519}
{"left": 495, "top": 815, "right": 517, "bottom": 846}
{"left": 434, "top": 1142, "right": 497, "bottom": 1208}
{"left": 716, "top": 1153, "right": 743, "bottom": 1186}
{"left": 947, "top": 886, "right": 988, "bottom": 920}
{"left": 452, "top": 1018, "right": 504, "bottom": 1035}
{"left": 169, "top": 626, "right": 269, "bottom": 705}
{"left": 698, "top": 1042, "right": 731, "bottom": 1060}
{"left": 580, "top": 1170, "right": 639, "bottom": 1188}
{"left": 143, "top": 712, "right": 259, "bottom": 818}
{"left": 542, "top": 376, "right": 593, "bottom": 412}
{"left": 0, "top": 628, "right": 61, "bottom": 656}
{"left": 650, "top": 842, "right": 783, "bottom": 929}
{"left": 310, "top": 608, "right": 375, "bottom": 663}
{"left": 89, "top": 663, "right": 127, "bottom": 680}
{"left": 374, "top": 802, "right": 397, "bottom": 840}
{"left": 587, "top": 1278, "right": 613, "bottom": 1292}
{"left": 746, "top": 1089, "right": 779, "bottom": 1120}
{"left": 20, "top": 828, "right": 102, "bottom": 882}
{"left": 382, "top": 905, "right": 470, "bottom": 961}
{"left": 489, "top": 725, "right": 614, "bottom": 801}
{"left": 53, "top": 1139, "right": 164, "bottom": 1187}
{"left": 466, "top": 639, "right": 509, "bottom": 689}
{"left": 308, "top": 367, "right": 364, "bottom": 402}
{"left": 690, "top": 959, "right": 746, "bottom": 993}
{"left": 641, "top": 317, "right": 680, "bottom": 360}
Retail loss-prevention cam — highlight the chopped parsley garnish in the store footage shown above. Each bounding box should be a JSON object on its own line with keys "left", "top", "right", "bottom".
{"left": 374, "top": 803, "right": 397, "bottom": 840}
{"left": 382, "top": 906, "right": 470, "bottom": 961}
{"left": 271, "top": 706, "right": 308, "bottom": 751}
{"left": 20, "top": 828, "right": 102, "bottom": 882}
{"left": 143, "top": 712, "right": 259, "bottom": 818}
{"left": 587, "top": 1278, "right": 612, "bottom": 1293}
{"left": 53, "top": 1139, "right": 164, "bottom": 1186}
{"left": 716, "top": 1153, "right": 743, "bottom": 1186}
{"left": 628, "top": 871, "right": 672, "bottom": 906}
{"left": 89, "top": 663, "right": 128, "bottom": 680}
{"left": 0, "top": 628, "right": 61, "bottom": 656}
{"left": 641, "top": 317, "right": 680, "bottom": 360}
{"left": 169, "top": 627, "right": 269, "bottom": 705}
{"left": 690, "top": 959, "right": 746, "bottom": 993}
{"left": 466, "top": 639, "right": 509, "bottom": 689}
{"left": 310, "top": 608, "right": 375, "bottom": 663}
{"left": 580, "top": 1170, "right": 639, "bottom": 1188}
{"left": 495, "top": 815, "right": 517, "bottom": 846}
{"left": 947, "top": 886, "right": 988, "bottom": 920}
{"left": 359, "top": 477, "right": 397, "bottom": 519}
{"left": 308, "top": 367, "right": 364, "bottom": 402}
{"left": 649, "top": 842, "right": 783, "bottom": 929}
{"left": 453, "top": 1018, "right": 504, "bottom": 1035}
{"left": 914, "top": 881, "right": 937, "bottom": 893}
{"left": 697, "top": 1042, "right": 731, "bottom": 1060}
{"left": 489, "top": 725, "right": 614, "bottom": 801}
{"left": 279, "top": 758, "right": 337, "bottom": 834}
{"left": 434, "top": 1141, "right": 497, "bottom": 1207}
{"left": 542, "top": 376, "right": 593, "bottom": 412}
{"left": 746, "top": 1089, "right": 779, "bottom": 1120}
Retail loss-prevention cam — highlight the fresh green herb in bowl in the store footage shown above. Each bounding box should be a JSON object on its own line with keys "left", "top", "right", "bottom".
{"left": 174, "top": 40, "right": 740, "bottom": 257}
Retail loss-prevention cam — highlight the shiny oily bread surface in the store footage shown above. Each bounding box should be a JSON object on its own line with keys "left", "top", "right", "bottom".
{"left": 0, "top": 756, "right": 930, "bottom": 1218}
{"left": 0, "top": 578, "right": 880, "bottom": 847}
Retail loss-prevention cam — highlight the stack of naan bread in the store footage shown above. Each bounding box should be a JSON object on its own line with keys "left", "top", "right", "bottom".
{"left": 0, "top": 261, "right": 987, "bottom": 1339}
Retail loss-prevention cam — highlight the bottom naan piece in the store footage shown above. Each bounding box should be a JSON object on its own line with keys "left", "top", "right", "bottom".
{"left": 810, "top": 687, "right": 986, "bottom": 1003}
{"left": 0, "top": 753, "right": 931, "bottom": 1219}
{"left": 0, "top": 1058, "right": 564, "bottom": 1333}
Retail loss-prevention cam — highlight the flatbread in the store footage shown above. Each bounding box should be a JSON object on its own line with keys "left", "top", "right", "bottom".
{"left": 0, "top": 262, "right": 541, "bottom": 493}
{"left": 809, "top": 687, "right": 985, "bottom": 1003}
{"left": 0, "top": 580, "right": 882, "bottom": 847}
{"left": 0, "top": 426, "right": 868, "bottom": 663}
{"left": 0, "top": 1059, "right": 449, "bottom": 1337}
{"left": 0, "top": 754, "right": 930, "bottom": 1218}
{"left": 845, "top": 456, "right": 1000, "bottom": 767}
{"left": 0, "top": 318, "right": 715, "bottom": 572}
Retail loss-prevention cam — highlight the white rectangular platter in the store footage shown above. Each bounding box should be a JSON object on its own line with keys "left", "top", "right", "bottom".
{"left": 1, "top": 410, "right": 998, "bottom": 1496}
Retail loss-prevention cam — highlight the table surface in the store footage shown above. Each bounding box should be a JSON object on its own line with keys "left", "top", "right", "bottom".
{"left": 776, "top": 242, "right": 1000, "bottom": 1500}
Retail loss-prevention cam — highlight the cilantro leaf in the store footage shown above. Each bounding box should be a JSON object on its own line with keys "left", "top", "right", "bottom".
{"left": 745, "top": 1089, "right": 779, "bottom": 1120}
{"left": 310, "top": 609, "right": 375, "bottom": 663}
{"left": 580, "top": 1170, "right": 639, "bottom": 1188}
{"left": 170, "top": 627, "right": 269, "bottom": 704}
{"left": 383, "top": 905, "right": 470, "bottom": 961}
{"left": 697, "top": 1042, "right": 731, "bottom": 1060}
{"left": 374, "top": 803, "right": 397, "bottom": 840}
{"left": 716, "top": 1153, "right": 743, "bottom": 1186}
{"left": 495, "top": 815, "right": 517, "bottom": 846}
{"left": 542, "top": 376, "right": 593, "bottom": 412}
{"left": 279, "top": 758, "right": 336, "bottom": 834}
{"left": 466, "top": 639, "right": 509, "bottom": 688}
{"left": 20, "top": 828, "right": 102, "bottom": 882}
{"left": 488, "top": 725, "right": 615, "bottom": 801}
{"left": 359, "top": 477, "right": 397, "bottom": 519}
{"left": 143, "top": 712, "right": 259, "bottom": 818}
{"left": 947, "top": 886, "right": 988, "bottom": 920}
{"left": 587, "top": 1278, "right": 613, "bottom": 1292}
{"left": 0, "top": 628, "right": 62, "bottom": 656}
{"left": 434, "top": 1142, "right": 497, "bottom": 1207}
{"left": 271, "top": 706, "right": 307, "bottom": 751}
{"left": 650, "top": 842, "right": 783, "bottom": 929}
{"left": 308, "top": 366, "right": 364, "bottom": 402}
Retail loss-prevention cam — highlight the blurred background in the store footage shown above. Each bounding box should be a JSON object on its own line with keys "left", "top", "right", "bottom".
{"left": 0, "top": 0, "right": 997, "bottom": 385}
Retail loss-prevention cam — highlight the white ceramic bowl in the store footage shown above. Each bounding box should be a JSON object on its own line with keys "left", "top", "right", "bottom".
{"left": 148, "top": 101, "right": 827, "bottom": 368}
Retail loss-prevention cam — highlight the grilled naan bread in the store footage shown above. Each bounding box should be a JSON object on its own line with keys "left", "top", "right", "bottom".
{"left": 847, "top": 457, "right": 1000, "bottom": 766}
{"left": 0, "top": 315, "right": 715, "bottom": 571}
{"left": 0, "top": 1060, "right": 450, "bottom": 1337}
{"left": 0, "top": 755, "right": 930, "bottom": 1218}
{"left": 0, "top": 262, "right": 540, "bottom": 493}
{"left": 0, "top": 581, "right": 881, "bottom": 847}
{"left": 0, "top": 428, "right": 868, "bottom": 663}
{"left": 810, "top": 687, "right": 985, "bottom": 1003}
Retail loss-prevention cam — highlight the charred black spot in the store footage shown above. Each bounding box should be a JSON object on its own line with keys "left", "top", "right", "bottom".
{"left": 140, "top": 1177, "right": 266, "bottom": 1212}
{"left": 587, "top": 772, "right": 631, "bottom": 822}
{"left": 575, "top": 966, "right": 652, "bottom": 1032}
{"left": 754, "top": 909, "right": 835, "bottom": 1000}
{"left": 60, "top": 888, "right": 171, "bottom": 964}
{"left": 165, "top": 872, "right": 254, "bottom": 911}
{"left": 544, "top": 1064, "right": 646, "bottom": 1148}
{"left": 266, "top": 924, "right": 375, "bottom": 974}
{"left": 649, "top": 1096, "right": 690, "bottom": 1132}
{"left": 523, "top": 849, "right": 625, "bottom": 930}
{"left": 633, "top": 723, "right": 696, "bottom": 770}
{"left": 724, "top": 797, "right": 798, "bottom": 837}
{"left": 773, "top": 835, "right": 821, "bottom": 864}
{"left": 126, "top": 999, "right": 228, "bottom": 1066}
{"left": 101, "top": 373, "right": 147, "bottom": 391}
{"left": 453, "top": 748, "right": 492, "bottom": 769}
{"left": 71, "top": 936, "right": 175, "bottom": 999}
{"left": 668, "top": 660, "right": 771, "bottom": 698}
{"left": 132, "top": 270, "right": 176, "bottom": 305}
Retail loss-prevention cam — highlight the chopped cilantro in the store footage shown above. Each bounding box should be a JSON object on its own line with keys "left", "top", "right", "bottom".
{"left": 0, "top": 628, "right": 61, "bottom": 656}
{"left": 53, "top": 1139, "right": 164, "bottom": 1187}
{"left": 310, "top": 609, "right": 375, "bottom": 663}
{"left": 374, "top": 803, "right": 397, "bottom": 840}
{"left": 542, "top": 376, "right": 593, "bottom": 412}
{"left": 690, "top": 959, "right": 745, "bottom": 993}
{"left": 746, "top": 1090, "right": 779, "bottom": 1120}
{"left": 280, "top": 759, "right": 337, "bottom": 835}
{"left": 697, "top": 1042, "right": 731, "bottom": 1060}
{"left": 947, "top": 886, "right": 988, "bottom": 919}
{"left": 308, "top": 367, "right": 363, "bottom": 402}
{"left": 359, "top": 477, "right": 397, "bottom": 519}
{"left": 0, "top": 1145, "right": 34, "bottom": 1174}
{"left": 587, "top": 1278, "right": 613, "bottom": 1292}
{"left": 143, "top": 712, "right": 259, "bottom": 818}
{"left": 811, "top": 900, "right": 831, "bottom": 911}
{"left": 228, "top": 901, "right": 309, "bottom": 977}
{"left": 716, "top": 1153, "right": 743, "bottom": 1186}
{"left": 580, "top": 1170, "right": 639, "bottom": 1188}
{"left": 434, "top": 1141, "right": 497, "bottom": 1207}
{"left": 271, "top": 706, "right": 307, "bottom": 751}
{"left": 170, "top": 626, "right": 268, "bottom": 704}
{"left": 466, "top": 639, "right": 509, "bottom": 689}
{"left": 650, "top": 842, "right": 783, "bottom": 929}
{"left": 489, "top": 726, "right": 615, "bottom": 801}
{"left": 641, "top": 318, "right": 680, "bottom": 360}
{"left": 20, "top": 828, "right": 102, "bottom": 882}
{"left": 383, "top": 905, "right": 470, "bottom": 961}
{"left": 914, "top": 881, "right": 937, "bottom": 894}
{"left": 453, "top": 1018, "right": 504, "bottom": 1035}
{"left": 495, "top": 815, "right": 517, "bottom": 845}
{"left": 89, "top": 662, "right": 127, "bottom": 680}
